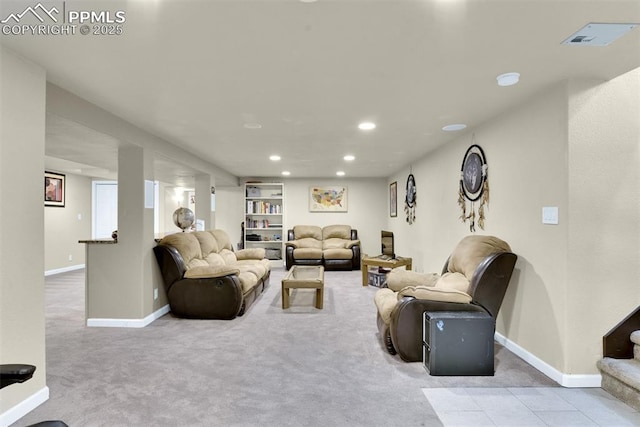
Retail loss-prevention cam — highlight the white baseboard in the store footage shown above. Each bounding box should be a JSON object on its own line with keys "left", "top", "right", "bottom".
{"left": 44, "top": 264, "right": 85, "bottom": 276}
{"left": 495, "top": 332, "right": 602, "bottom": 388}
{"left": 0, "top": 386, "right": 49, "bottom": 427}
{"left": 86, "top": 304, "right": 170, "bottom": 328}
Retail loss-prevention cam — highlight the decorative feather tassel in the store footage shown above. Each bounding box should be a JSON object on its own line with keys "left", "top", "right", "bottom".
{"left": 482, "top": 179, "right": 490, "bottom": 204}
{"left": 458, "top": 185, "right": 467, "bottom": 221}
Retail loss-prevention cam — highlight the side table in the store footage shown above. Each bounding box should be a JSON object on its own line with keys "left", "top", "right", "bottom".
{"left": 361, "top": 255, "right": 412, "bottom": 286}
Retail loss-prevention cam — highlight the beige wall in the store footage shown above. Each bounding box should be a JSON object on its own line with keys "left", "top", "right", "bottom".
{"left": 217, "top": 178, "right": 387, "bottom": 257}
{"left": 281, "top": 178, "right": 387, "bottom": 256}
{"left": 214, "top": 186, "right": 244, "bottom": 246}
{"left": 387, "top": 81, "right": 569, "bottom": 373}
{"left": 386, "top": 68, "right": 640, "bottom": 377}
{"left": 2, "top": 50, "right": 636, "bottom": 426}
{"left": 85, "top": 145, "right": 161, "bottom": 320}
{"left": 44, "top": 172, "right": 92, "bottom": 272}
{"left": 566, "top": 73, "right": 640, "bottom": 374}
{"left": 161, "top": 184, "right": 194, "bottom": 235}
{"left": 44, "top": 84, "right": 234, "bottom": 323}
{"left": 0, "top": 47, "right": 47, "bottom": 417}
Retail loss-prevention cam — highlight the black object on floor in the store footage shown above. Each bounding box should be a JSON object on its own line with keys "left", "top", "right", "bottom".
{"left": 423, "top": 311, "right": 495, "bottom": 376}
{"left": 0, "top": 364, "right": 69, "bottom": 427}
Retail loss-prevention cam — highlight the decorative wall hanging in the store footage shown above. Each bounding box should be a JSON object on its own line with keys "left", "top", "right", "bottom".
{"left": 404, "top": 173, "right": 416, "bottom": 224}
{"left": 44, "top": 171, "right": 65, "bottom": 207}
{"left": 389, "top": 181, "right": 397, "bottom": 217}
{"left": 309, "top": 186, "right": 348, "bottom": 212}
{"left": 458, "top": 142, "right": 489, "bottom": 232}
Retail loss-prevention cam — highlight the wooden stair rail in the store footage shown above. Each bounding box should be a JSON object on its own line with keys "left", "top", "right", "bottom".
{"left": 604, "top": 306, "right": 640, "bottom": 359}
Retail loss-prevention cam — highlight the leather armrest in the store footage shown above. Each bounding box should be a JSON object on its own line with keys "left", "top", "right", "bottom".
{"left": 345, "top": 239, "right": 360, "bottom": 248}
{"left": 0, "top": 364, "right": 36, "bottom": 389}
{"left": 184, "top": 265, "right": 240, "bottom": 279}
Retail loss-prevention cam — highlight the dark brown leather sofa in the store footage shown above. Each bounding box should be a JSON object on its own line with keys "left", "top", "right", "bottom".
{"left": 154, "top": 230, "right": 270, "bottom": 319}
{"left": 374, "top": 235, "right": 517, "bottom": 362}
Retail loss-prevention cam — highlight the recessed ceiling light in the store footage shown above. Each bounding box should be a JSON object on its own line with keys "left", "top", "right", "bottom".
{"left": 442, "top": 124, "right": 467, "bottom": 131}
{"left": 343, "top": 155, "right": 355, "bottom": 161}
{"left": 243, "top": 123, "right": 262, "bottom": 129}
{"left": 336, "top": 171, "right": 346, "bottom": 176}
{"left": 281, "top": 171, "right": 291, "bottom": 176}
{"left": 358, "top": 122, "right": 376, "bottom": 131}
{"left": 269, "top": 155, "right": 281, "bottom": 161}
{"left": 300, "top": 0, "right": 317, "bottom": 2}
{"left": 496, "top": 72, "right": 520, "bottom": 87}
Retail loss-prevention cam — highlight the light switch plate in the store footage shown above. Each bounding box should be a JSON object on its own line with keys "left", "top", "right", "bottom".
{"left": 542, "top": 207, "right": 559, "bottom": 225}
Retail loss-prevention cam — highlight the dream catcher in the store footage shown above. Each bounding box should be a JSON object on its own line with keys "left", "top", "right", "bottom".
{"left": 404, "top": 173, "right": 416, "bottom": 224}
{"left": 458, "top": 142, "right": 489, "bottom": 232}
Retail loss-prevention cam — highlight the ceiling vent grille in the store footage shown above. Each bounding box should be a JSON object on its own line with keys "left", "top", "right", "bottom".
{"left": 562, "top": 23, "right": 639, "bottom": 46}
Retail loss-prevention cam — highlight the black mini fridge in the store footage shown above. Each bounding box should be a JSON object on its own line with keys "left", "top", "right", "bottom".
{"left": 423, "top": 311, "right": 495, "bottom": 376}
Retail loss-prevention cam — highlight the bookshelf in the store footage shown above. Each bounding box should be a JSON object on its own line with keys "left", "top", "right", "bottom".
{"left": 244, "top": 182, "right": 284, "bottom": 263}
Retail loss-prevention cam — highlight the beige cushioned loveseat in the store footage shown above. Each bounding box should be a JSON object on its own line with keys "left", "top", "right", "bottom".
{"left": 285, "top": 225, "right": 361, "bottom": 270}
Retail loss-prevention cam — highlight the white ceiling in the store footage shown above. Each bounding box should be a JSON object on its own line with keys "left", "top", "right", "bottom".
{"left": 2, "top": 0, "right": 640, "bottom": 184}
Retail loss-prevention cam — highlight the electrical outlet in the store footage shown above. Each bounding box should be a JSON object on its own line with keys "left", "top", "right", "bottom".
{"left": 68, "top": 254, "right": 73, "bottom": 261}
{"left": 154, "top": 288, "right": 158, "bottom": 300}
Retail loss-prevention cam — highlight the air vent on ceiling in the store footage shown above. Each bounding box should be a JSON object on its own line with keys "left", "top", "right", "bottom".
{"left": 562, "top": 22, "right": 639, "bottom": 46}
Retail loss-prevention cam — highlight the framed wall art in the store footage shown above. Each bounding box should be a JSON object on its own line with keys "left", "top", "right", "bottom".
{"left": 309, "top": 186, "right": 347, "bottom": 212}
{"left": 45, "top": 171, "right": 65, "bottom": 207}
{"left": 389, "top": 181, "right": 397, "bottom": 217}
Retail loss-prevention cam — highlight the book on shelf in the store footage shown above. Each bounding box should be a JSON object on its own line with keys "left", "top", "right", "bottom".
{"left": 246, "top": 200, "right": 282, "bottom": 214}
{"left": 246, "top": 219, "right": 273, "bottom": 229}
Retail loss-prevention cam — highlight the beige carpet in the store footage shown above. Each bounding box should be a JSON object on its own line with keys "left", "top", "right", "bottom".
{"left": 13, "top": 268, "right": 556, "bottom": 427}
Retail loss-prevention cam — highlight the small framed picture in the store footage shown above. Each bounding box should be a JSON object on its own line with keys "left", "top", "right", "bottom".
{"left": 390, "top": 181, "right": 397, "bottom": 217}
{"left": 44, "top": 171, "right": 65, "bottom": 207}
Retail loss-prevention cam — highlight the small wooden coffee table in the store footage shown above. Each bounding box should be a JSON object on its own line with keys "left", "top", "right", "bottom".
{"left": 361, "top": 255, "right": 412, "bottom": 286}
{"left": 281, "top": 265, "right": 325, "bottom": 309}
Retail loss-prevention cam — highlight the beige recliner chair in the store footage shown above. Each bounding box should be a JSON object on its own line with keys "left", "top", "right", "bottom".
{"left": 374, "top": 235, "right": 517, "bottom": 362}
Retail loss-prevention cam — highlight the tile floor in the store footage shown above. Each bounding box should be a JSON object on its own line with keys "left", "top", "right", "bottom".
{"left": 423, "top": 387, "right": 640, "bottom": 426}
